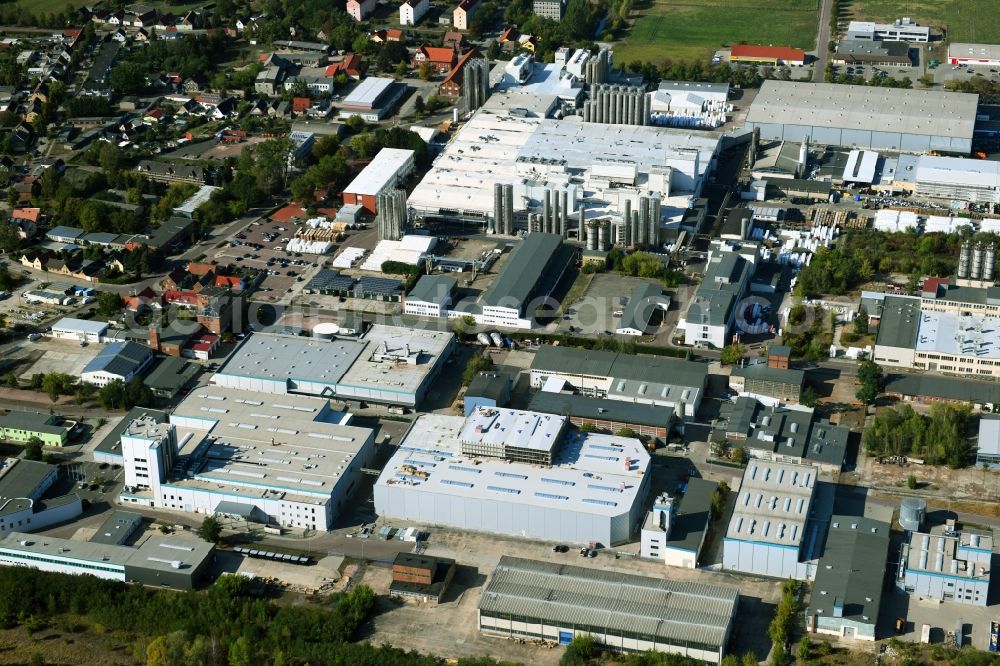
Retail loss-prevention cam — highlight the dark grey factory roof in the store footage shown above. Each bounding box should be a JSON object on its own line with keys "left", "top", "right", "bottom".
{"left": 666, "top": 477, "right": 717, "bottom": 554}
{"left": 532, "top": 346, "right": 708, "bottom": 389}
{"left": 807, "top": 419, "right": 850, "bottom": 467}
{"left": 46, "top": 225, "right": 84, "bottom": 240}
{"left": 528, "top": 391, "right": 673, "bottom": 428}
{"left": 480, "top": 556, "right": 739, "bottom": 650}
{"left": 93, "top": 408, "right": 169, "bottom": 458}
{"left": 143, "top": 357, "right": 199, "bottom": 392}
{"left": 407, "top": 274, "right": 456, "bottom": 303}
{"left": 807, "top": 516, "right": 890, "bottom": 626}
{"left": 481, "top": 233, "right": 567, "bottom": 308}
{"left": 875, "top": 296, "right": 920, "bottom": 349}
{"left": 732, "top": 363, "right": 805, "bottom": 387}
{"left": 89, "top": 510, "right": 143, "bottom": 545}
{"left": 769, "top": 344, "right": 791, "bottom": 357}
{"left": 82, "top": 341, "right": 152, "bottom": 378}
{"left": 618, "top": 282, "right": 669, "bottom": 333}
{"left": 467, "top": 371, "right": 511, "bottom": 402}
{"left": 305, "top": 268, "right": 354, "bottom": 293}
{"left": 686, "top": 252, "right": 753, "bottom": 328}
{"left": 728, "top": 397, "right": 846, "bottom": 468}
{"left": 0, "top": 459, "right": 55, "bottom": 504}
{"left": 0, "top": 411, "right": 66, "bottom": 436}
{"left": 884, "top": 373, "right": 1000, "bottom": 405}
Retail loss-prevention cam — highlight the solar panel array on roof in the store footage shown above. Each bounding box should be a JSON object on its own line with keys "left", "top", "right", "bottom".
{"left": 354, "top": 276, "right": 402, "bottom": 296}
{"left": 305, "top": 269, "right": 355, "bottom": 293}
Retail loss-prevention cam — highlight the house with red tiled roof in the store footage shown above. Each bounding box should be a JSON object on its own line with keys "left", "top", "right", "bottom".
{"left": 163, "top": 290, "right": 199, "bottom": 307}
{"left": 292, "top": 97, "right": 311, "bottom": 113}
{"left": 370, "top": 28, "right": 406, "bottom": 43}
{"left": 439, "top": 48, "right": 483, "bottom": 98}
{"left": 271, "top": 203, "right": 307, "bottom": 222}
{"left": 413, "top": 44, "right": 458, "bottom": 74}
{"left": 326, "top": 53, "right": 364, "bottom": 80}
{"left": 442, "top": 31, "right": 465, "bottom": 50}
{"left": 11, "top": 207, "right": 41, "bottom": 223}
{"left": 215, "top": 275, "right": 245, "bottom": 290}
{"left": 183, "top": 333, "right": 220, "bottom": 360}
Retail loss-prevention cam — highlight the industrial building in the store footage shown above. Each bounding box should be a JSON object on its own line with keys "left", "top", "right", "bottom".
{"left": 640, "top": 478, "right": 717, "bottom": 569}
{"left": 0, "top": 458, "right": 82, "bottom": 536}
{"left": 478, "top": 556, "right": 738, "bottom": 663}
{"left": 682, "top": 242, "right": 757, "bottom": 349}
{"left": 806, "top": 517, "right": 890, "bottom": 641}
{"left": 389, "top": 552, "right": 456, "bottom": 603}
{"left": 374, "top": 410, "right": 651, "bottom": 546}
{"left": 407, "top": 109, "right": 722, "bottom": 239}
{"left": 0, "top": 531, "right": 215, "bottom": 589}
{"left": 722, "top": 461, "right": 820, "bottom": 580}
{"left": 847, "top": 19, "right": 930, "bottom": 42}
{"left": 532, "top": 0, "right": 563, "bottom": 20}
{"left": 119, "top": 387, "right": 376, "bottom": 531}
{"left": 81, "top": 340, "right": 154, "bottom": 387}
{"left": 883, "top": 373, "right": 1000, "bottom": 411}
{"left": 614, "top": 282, "right": 670, "bottom": 336}
{"left": 404, "top": 275, "right": 457, "bottom": 317}
{"left": 648, "top": 81, "right": 730, "bottom": 118}
{"left": 93, "top": 407, "right": 169, "bottom": 465}
{"left": 914, "top": 156, "right": 1000, "bottom": 204}
{"left": 724, "top": 397, "right": 849, "bottom": 473}
{"left": 729, "top": 363, "right": 805, "bottom": 405}
{"left": 730, "top": 45, "right": 806, "bottom": 66}
{"left": 50, "top": 317, "right": 109, "bottom": 343}
{"left": 744, "top": 81, "right": 978, "bottom": 154}
{"left": 338, "top": 77, "right": 407, "bottom": 121}
{"left": 528, "top": 391, "right": 674, "bottom": 440}
{"left": 948, "top": 43, "right": 1000, "bottom": 67}
{"left": 976, "top": 416, "right": 1000, "bottom": 469}
{"left": 143, "top": 357, "right": 200, "bottom": 401}
{"left": 897, "top": 522, "right": 993, "bottom": 606}
{"left": 841, "top": 149, "right": 880, "bottom": 184}
{"left": 478, "top": 233, "right": 575, "bottom": 328}
{"left": 212, "top": 325, "right": 454, "bottom": 408}
{"left": 89, "top": 510, "right": 144, "bottom": 545}
{"left": 832, "top": 40, "right": 912, "bottom": 67}
{"left": 0, "top": 411, "right": 71, "bottom": 446}
{"left": 529, "top": 346, "right": 707, "bottom": 420}
{"left": 342, "top": 148, "right": 415, "bottom": 214}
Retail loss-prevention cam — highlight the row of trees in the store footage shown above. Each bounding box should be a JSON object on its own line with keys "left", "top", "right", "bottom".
{"left": 782, "top": 303, "right": 833, "bottom": 361}
{"left": 606, "top": 248, "right": 684, "bottom": 287}
{"left": 767, "top": 580, "right": 802, "bottom": 666}
{"left": 862, "top": 403, "right": 973, "bottom": 468}
{"left": 21, "top": 371, "right": 153, "bottom": 410}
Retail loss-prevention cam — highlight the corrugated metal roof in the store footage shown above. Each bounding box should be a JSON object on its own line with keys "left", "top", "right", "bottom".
{"left": 481, "top": 233, "right": 567, "bottom": 309}
{"left": 480, "top": 556, "right": 737, "bottom": 648}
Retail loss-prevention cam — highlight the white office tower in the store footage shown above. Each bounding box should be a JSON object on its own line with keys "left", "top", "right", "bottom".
{"left": 122, "top": 415, "right": 178, "bottom": 499}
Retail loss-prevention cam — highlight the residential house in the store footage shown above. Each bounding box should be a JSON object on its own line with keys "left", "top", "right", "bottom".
{"left": 442, "top": 31, "right": 465, "bottom": 50}
{"left": 346, "top": 0, "right": 377, "bottom": 21}
{"left": 292, "top": 97, "right": 311, "bottom": 114}
{"left": 326, "top": 53, "right": 364, "bottom": 80}
{"left": 413, "top": 45, "right": 457, "bottom": 74}
{"left": 20, "top": 251, "right": 49, "bottom": 271}
{"left": 370, "top": 28, "right": 405, "bottom": 43}
{"left": 453, "top": 0, "right": 480, "bottom": 30}
{"left": 439, "top": 48, "right": 482, "bottom": 97}
{"left": 400, "top": 0, "right": 430, "bottom": 26}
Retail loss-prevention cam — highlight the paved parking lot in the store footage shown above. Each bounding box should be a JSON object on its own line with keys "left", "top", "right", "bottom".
{"left": 14, "top": 337, "right": 98, "bottom": 380}
{"left": 554, "top": 272, "right": 669, "bottom": 337}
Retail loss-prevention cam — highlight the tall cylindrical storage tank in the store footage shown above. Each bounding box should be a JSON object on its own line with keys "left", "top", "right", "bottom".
{"left": 899, "top": 498, "right": 927, "bottom": 532}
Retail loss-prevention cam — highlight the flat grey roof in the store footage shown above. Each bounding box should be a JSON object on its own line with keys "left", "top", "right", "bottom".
{"left": 52, "top": 317, "right": 109, "bottom": 335}
{"left": 808, "top": 516, "right": 889, "bottom": 624}
{"left": 617, "top": 282, "right": 669, "bottom": 333}
{"left": 528, "top": 391, "right": 673, "bottom": 428}
{"left": 481, "top": 233, "right": 567, "bottom": 309}
{"left": 127, "top": 535, "right": 215, "bottom": 574}
{"left": 746, "top": 81, "right": 978, "bottom": 141}
{"left": 0, "top": 458, "right": 54, "bottom": 507}
{"left": 342, "top": 76, "right": 396, "bottom": 108}
{"left": 979, "top": 416, "right": 1000, "bottom": 457}
{"left": 665, "top": 477, "right": 717, "bottom": 554}
{"left": 875, "top": 295, "right": 920, "bottom": 349}
{"left": 89, "top": 510, "right": 143, "bottom": 545}
{"left": 217, "top": 332, "right": 364, "bottom": 386}
{"left": 407, "top": 274, "right": 457, "bottom": 304}
{"left": 480, "top": 555, "right": 738, "bottom": 650}
{"left": 531, "top": 346, "right": 708, "bottom": 390}
{"left": 885, "top": 373, "right": 1000, "bottom": 405}
{"left": 93, "top": 408, "right": 168, "bottom": 459}
{"left": 143, "top": 357, "right": 199, "bottom": 392}
{"left": 726, "top": 460, "right": 816, "bottom": 547}
{"left": 732, "top": 363, "right": 805, "bottom": 387}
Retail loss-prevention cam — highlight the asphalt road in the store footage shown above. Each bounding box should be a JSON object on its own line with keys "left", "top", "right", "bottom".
{"left": 812, "top": 0, "right": 833, "bottom": 82}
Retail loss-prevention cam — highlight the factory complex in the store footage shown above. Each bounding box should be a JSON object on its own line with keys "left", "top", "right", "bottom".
{"left": 212, "top": 324, "right": 455, "bottom": 408}
{"left": 374, "top": 408, "right": 651, "bottom": 546}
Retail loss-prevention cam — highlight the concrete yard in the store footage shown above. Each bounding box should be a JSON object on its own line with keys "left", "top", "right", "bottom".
{"left": 554, "top": 272, "right": 672, "bottom": 337}
{"left": 14, "top": 338, "right": 98, "bottom": 380}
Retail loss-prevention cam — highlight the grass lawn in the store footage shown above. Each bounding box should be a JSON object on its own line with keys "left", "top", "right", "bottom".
{"left": 614, "top": 0, "right": 820, "bottom": 66}
{"left": 849, "top": 0, "right": 1000, "bottom": 43}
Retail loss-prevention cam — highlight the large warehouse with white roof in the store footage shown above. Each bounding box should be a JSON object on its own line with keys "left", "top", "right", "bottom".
{"left": 374, "top": 409, "right": 651, "bottom": 546}
{"left": 212, "top": 325, "right": 455, "bottom": 408}
{"left": 745, "top": 81, "right": 979, "bottom": 153}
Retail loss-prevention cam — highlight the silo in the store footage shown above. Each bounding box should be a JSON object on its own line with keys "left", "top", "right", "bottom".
{"left": 597, "top": 221, "right": 608, "bottom": 251}
{"left": 623, "top": 199, "right": 632, "bottom": 241}
{"left": 505, "top": 184, "right": 514, "bottom": 235}
{"left": 649, "top": 196, "right": 660, "bottom": 247}
{"left": 637, "top": 197, "right": 648, "bottom": 246}
{"left": 642, "top": 92, "right": 651, "bottom": 125}
{"left": 973, "top": 242, "right": 985, "bottom": 280}
{"left": 493, "top": 183, "right": 503, "bottom": 235}
{"left": 552, "top": 191, "right": 561, "bottom": 236}
{"left": 586, "top": 222, "right": 597, "bottom": 251}
{"left": 630, "top": 211, "right": 639, "bottom": 249}
{"left": 899, "top": 498, "right": 927, "bottom": 532}
{"left": 986, "top": 243, "right": 997, "bottom": 282}
{"left": 601, "top": 90, "right": 610, "bottom": 124}
{"left": 312, "top": 323, "right": 341, "bottom": 340}
{"left": 543, "top": 189, "right": 551, "bottom": 234}
{"left": 560, "top": 190, "right": 568, "bottom": 237}
{"left": 958, "top": 240, "right": 972, "bottom": 279}
{"left": 577, "top": 205, "right": 585, "bottom": 240}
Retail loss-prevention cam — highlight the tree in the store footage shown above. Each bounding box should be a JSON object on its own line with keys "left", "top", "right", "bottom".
{"left": 227, "top": 636, "right": 251, "bottom": 666}
{"left": 560, "top": 634, "right": 595, "bottom": 666}
{"left": 855, "top": 360, "right": 884, "bottom": 404}
{"left": 720, "top": 343, "right": 747, "bottom": 366}
{"left": 23, "top": 436, "right": 43, "bottom": 461}
{"left": 418, "top": 62, "right": 432, "bottom": 81}
{"left": 800, "top": 385, "right": 819, "bottom": 408}
{"left": 146, "top": 631, "right": 188, "bottom": 666}
{"left": 96, "top": 291, "right": 123, "bottom": 318}
{"left": 797, "top": 638, "right": 810, "bottom": 663}
{"left": 109, "top": 62, "right": 148, "bottom": 95}
{"left": 616, "top": 427, "right": 637, "bottom": 439}
{"left": 907, "top": 474, "right": 918, "bottom": 489}
{"left": 731, "top": 446, "right": 748, "bottom": 466}
{"left": 196, "top": 516, "right": 222, "bottom": 544}
{"left": 0, "top": 220, "right": 22, "bottom": 253}
{"left": 854, "top": 304, "right": 869, "bottom": 335}
{"left": 3, "top": 372, "right": 18, "bottom": 389}
{"left": 710, "top": 481, "right": 730, "bottom": 519}
{"left": 413, "top": 95, "right": 425, "bottom": 115}
{"left": 462, "top": 353, "right": 494, "bottom": 384}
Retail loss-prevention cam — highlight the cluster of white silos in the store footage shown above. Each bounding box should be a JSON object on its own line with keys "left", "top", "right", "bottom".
{"left": 582, "top": 84, "right": 650, "bottom": 125}
{"left": 957, "top": 239, "right": 997, "bottom": 282}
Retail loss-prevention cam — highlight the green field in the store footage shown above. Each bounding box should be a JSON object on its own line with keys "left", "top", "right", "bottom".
{"left": 849, "top": 0, "right": 1000, "bottom": 44}
{"left": 614, "top": 0, "right": 820, "bottom": 66}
